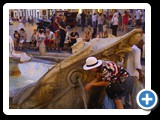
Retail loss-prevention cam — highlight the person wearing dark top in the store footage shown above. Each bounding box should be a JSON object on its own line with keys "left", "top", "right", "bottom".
{"left": 58, "top": 15, "right": 67, "bottom": 52}
{"left": 53, "top": 13, "right": 61, "bottom": 32}
{"left": 81, "top": 11, "right": 86, "bottom": 32}
{"left": 87, "top": 12, "right": 92, "bottom": 27}
{"left": 68, "top": 27, "right": 79, "bottom": 52}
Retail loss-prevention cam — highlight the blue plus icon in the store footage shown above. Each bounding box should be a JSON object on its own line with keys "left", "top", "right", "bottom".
{"left": 137, "top": 89, "right": 158, "bottom": 110}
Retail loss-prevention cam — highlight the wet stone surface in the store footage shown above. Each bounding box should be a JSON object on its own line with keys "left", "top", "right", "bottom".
{"left": 9, "top": 58, "right": 56, "bottom": 92}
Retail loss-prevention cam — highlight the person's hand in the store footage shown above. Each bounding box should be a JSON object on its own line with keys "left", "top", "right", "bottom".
{"left": 85, "top": 83, "right": 92, "bottom": 92}
{"left": 139, "top": 74, "right": 144, "bottom": 83}
{"left": 68, "top": 40, "right": 71, "bottom": 43}
{"left": 64, "top": 29, "right": 67, "bottom": 32}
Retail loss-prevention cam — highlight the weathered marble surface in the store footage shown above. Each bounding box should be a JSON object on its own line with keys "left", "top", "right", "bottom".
{"left": 9, "top": 57, "right": 21, "bottom": 76}
{"left": 9, "top": 29, "right": 142, "bottom": 109}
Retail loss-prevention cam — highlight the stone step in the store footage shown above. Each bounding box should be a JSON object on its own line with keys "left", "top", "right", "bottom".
{"left": 33, "top": 55, "right": 68, "bottom": 63}
{"left": 27, "top": 51, "right": 71, "bottom": 57}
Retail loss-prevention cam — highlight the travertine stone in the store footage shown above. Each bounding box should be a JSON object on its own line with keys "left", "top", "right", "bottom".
{"left": 9, "top": 57, "right": 21, "bottom": 76}
{"left": 10, "top": 29, "right": 142, "bottom": 109}
{"left": 39, "top": 42, "right": 46, "bottom": 55}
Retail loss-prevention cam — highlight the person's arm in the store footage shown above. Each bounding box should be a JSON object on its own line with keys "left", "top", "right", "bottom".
{"left": 31, "top": 33, "right": 34, "bottom": 41}
{"left": 123, "top": 52, "right": 129, "bottom": 69}
{"left": 85, "top": 73, "right": 110, "bottom": 91}
{"left": 24, "top": 33, "right": 27, "bottom": 41}
{"left": 72, "top": 32, "right": 79, "bottom": 39}
{"left": 137, "top": 68, "right": 144, "bottom": 82}
{"left": 85, "top": 73, "right": 100, "bottom": 91}
{"left": 134, "top": 48, "right": 144, "bottom": 82}
{"left": 59, "top": 25, "right": 67, "bottom": 32}
{"left": 58, "top": 22, "right": 67, "bottom": 32}
{"left": 69, "top": 33, "right": 79, "bottom": 39}
{"left": 55, "top": 18, "right": 59, "bottom": 26}
{"left": 85, "top": 77, "right": 110, "bottom": 92}
{"left": 68, "top": 32, "right": 73, "bottom": 39}
{"left": 92, "top": 80, "right": 109, "bottom": 87}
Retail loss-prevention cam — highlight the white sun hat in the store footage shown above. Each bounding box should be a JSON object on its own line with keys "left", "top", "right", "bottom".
{"left": 83, "top": 57, "right": 102, "bottom": 70}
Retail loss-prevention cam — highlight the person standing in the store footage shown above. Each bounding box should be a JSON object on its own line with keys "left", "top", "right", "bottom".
{"left": 122, "top": 11, "right": 129, "bottom": 32}
{"left": 87, "top": 12, "right": 92, "bottom": 27}
{"left": 58, "top": 15, "right": 67, "bottom": 52}
{"left": 111, "top": 14, "right": 118, "bottom": 36}
{"left": 135, "top": 9, "right": 142, "bottom": 28}
{"left": 123, "top": 39, "right": 144, "bottom": 109}
{"left": 81, "top": 11, "right": 86, "bottom": 32}
{"left": 53, "top": 13, "right": 61, "bottom": 32}
{"left": 92, "top": 13, "right": 97, "bottom": 38}
{"left": 118, "top": 12, "right": 123, "bottom": 31}
{"left": 97, "top": 13, "right": 103, "bottom": 33}
{"left": 141, "top": 10, "right": 145, "bottom": 33}
{"left": 22, "top": 16, "right": 27, "bottom": 27}
{"left": 18, "top": 16, "right": 24, "bottom": 30}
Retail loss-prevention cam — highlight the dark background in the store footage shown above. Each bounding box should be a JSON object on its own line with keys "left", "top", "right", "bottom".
{"left": 2, "top": 0, "right": 159, "bottom": 118}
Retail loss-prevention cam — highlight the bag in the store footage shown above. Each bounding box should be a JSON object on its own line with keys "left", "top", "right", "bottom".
{"left": 106, "top": 81, "right": 125, "bottom": 99}
{"left": 110, "top": 23, "right": 113, "bottom": 29}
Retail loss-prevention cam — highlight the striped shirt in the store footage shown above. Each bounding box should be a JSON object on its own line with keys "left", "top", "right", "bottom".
{"left": 101, "top": 61, "right": 129, "bottom": 82}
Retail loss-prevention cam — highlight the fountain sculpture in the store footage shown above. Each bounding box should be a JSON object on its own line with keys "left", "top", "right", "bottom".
{"left": 9, "top": 36, "right": 31, "bottom": 76}
{"left": 9, "top": 29, "right": 143, "bottom": 109}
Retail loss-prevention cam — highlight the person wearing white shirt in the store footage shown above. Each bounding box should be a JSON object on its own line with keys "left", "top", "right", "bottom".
{"left": 92, "top": 13, "right": 97, "bottom": 26}
{"left": 44, "top": 27, "right": 54, "bottom": 49}
{"left": 124, "top": 40, "right": 144, "bottom": 109}
{"left": 36, "top": 29, "right": 46, "bottom": 49}
{"left": 135, "top": 9, "right": 142, "bottom": 28}
{"left": 111, "top": 14, "right": 118, "bottom": 36}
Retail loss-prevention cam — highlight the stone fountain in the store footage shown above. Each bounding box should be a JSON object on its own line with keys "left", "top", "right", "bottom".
{"left": 9, "top": 29, "right": 143, "bottom": 109}
{"left": 9, "top": 36, "right": 31, "bottom": 76}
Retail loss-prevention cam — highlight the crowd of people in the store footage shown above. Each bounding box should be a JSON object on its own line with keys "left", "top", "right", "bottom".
{"left": 11, "top": 9, "right": 145, "bottom": 54}
{"left": 13, "top": 14, "right": 78, "bottom": 53}
{"left": 78, "top": 9, "right": 145, "bottom": 37}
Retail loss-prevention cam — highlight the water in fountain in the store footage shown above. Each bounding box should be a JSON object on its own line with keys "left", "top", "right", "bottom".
{"left": 9, "top": 35, "right": 56, "bottom": 96}
{"left": 10, "top": 61, "right": 54, "bottom": 91}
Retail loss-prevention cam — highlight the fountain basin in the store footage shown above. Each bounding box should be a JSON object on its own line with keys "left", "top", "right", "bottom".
{"left": 9, "top": 59, "right": 55, "bottom": 96}
{"left": 9, "top": 57, "right": 21, "bottom": 76}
